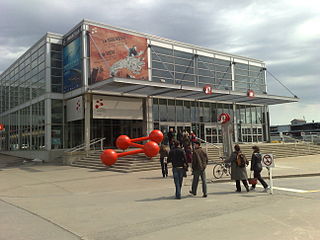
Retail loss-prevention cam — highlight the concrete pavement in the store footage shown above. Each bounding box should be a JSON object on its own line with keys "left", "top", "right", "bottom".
{"left": 1, "top": 154, "right": 320, "bottom": 240}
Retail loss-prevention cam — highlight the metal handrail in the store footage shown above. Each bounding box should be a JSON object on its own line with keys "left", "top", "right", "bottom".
{"left": 66, "top": 137, "right": 106, "bottom": 153}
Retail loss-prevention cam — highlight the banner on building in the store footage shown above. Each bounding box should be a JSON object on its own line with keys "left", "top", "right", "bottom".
{"left": 63, "top": 37, "right": 82, "bottom": 93}
{"left": 66, "top": 96, "right": 84, "bottom": 122}
{"left": 89, "top": 25, "right": 148, "bottom": 83}
{"left": 92, "top": 95, "right": 143, "bottom": 120}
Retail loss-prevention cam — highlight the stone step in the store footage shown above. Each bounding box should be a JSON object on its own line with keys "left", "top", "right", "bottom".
{"left": 70, "top": 143, "right": 320, "bottom": 172}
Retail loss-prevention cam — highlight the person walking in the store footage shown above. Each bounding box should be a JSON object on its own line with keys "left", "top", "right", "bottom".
{"left": 190, "top": 131, "right": 197, "bottom": 149}
{"left": 228, "top": 144, "right": 250, "bottom": 192}
{"left": 250, "top": 146, "right": 269, "bottom": 192}
{"left": 167, "top": 128, "right": 176, "bottom": 149}
{"left": 184, "top": 144, "right": 192, "bottom": 168}
{"left": 189, "top": 141, "right": 208, "bottom": 197}
{"left": 159, "top": 144, "right": 169, "bottom": 178}
{"left": 168, "top": 141, "right": 188, "bottom": 199}
{"left": 182, "top": 131, "right": 190, "bottom": 149}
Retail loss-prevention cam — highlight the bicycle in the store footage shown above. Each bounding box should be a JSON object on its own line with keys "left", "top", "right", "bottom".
{"left": 212, "top": 157, "right": 231, "bottom": 179}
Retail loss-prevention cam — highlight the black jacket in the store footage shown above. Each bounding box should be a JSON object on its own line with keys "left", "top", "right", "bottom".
{"left": 168, "top": 147, "right": 187, "bottom": 168}
{"left": 250, "top": 152, "right": 263, "bottom": 172}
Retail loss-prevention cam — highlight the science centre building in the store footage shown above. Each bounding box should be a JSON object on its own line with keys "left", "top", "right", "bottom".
{"left": 0, "top": 19, "right": 298, "bottom": 160}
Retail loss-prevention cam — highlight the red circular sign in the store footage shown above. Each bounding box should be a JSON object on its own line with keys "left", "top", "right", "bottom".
{"left": 203, "top": 85, "right": 213, "bottom": 95}
{"left": 0, "top": 124, "right": 4, "bottom": 131}
{"left": 247, "top": 89, "right": 255, "bottom": 98}
{"left": 218, "top": 113, "right": 230, "bottom": 124}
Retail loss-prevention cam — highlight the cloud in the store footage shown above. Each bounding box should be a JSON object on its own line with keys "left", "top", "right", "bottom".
{"left": 0, "top": 0, "right": 319, "bottom": 124}
{"left": 270, "top": 103, "right": 320, "bottom": 125}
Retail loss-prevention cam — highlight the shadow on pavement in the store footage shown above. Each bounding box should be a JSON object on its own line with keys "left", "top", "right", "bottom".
{"left": 210, "top": 191, "right": 240, "bottom": 195}
{"left": 140, "top": 176, "right": 173, "bottom": 180}
{"left": 136, "top": 195, "right": 176, "bottom": 202}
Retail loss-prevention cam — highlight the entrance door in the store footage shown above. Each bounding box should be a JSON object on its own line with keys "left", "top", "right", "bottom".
{"left": 205, "top": 124, "right": 222, "bottom": 143}
{"left": 92, "top": 119, "right": 143, "bottom": 147}
{"left": 191, "top": 123, "right": 205, "bottom": 142}
{"left": 160, "top": 123, "right": 191, "bottom": 145}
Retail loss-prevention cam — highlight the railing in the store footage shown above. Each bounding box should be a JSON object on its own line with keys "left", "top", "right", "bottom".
{"left": 65, "top": 137, "right": 106, "bottom": 153}
{"left": 196, "top": 137, "right": 222, "bottom": 157}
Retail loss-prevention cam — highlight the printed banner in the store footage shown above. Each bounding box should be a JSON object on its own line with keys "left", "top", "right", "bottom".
{"left": 66, "top": 96, "right": 84, "bottom": 122}
{"left": 92, "top": 95, "right": 143, "bottom": 120}
{"left": 89, "top": 25, "right": 148, "bottom": 83}
{"left": 63, "top": 37, "right": 82, "bottom": 93}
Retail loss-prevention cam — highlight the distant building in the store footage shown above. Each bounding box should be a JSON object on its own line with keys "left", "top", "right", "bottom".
{"left": 291, "top": 119, "right": 306, "bottom": 125}
{"left": 271, "top": 120, "right": 320, "bottom": 140}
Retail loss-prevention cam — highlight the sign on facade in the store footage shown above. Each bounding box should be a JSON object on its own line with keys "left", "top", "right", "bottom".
{"left": 66, "top": 96, "right": 84, "bottom": 122}
{"left": 92, "top": 95, "right": 143, "bottom": 120}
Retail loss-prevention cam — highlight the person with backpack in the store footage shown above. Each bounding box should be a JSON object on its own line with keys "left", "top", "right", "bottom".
{"left": 228, "top": 144, "right": 250, "bottom": 192}
{"left": 250, "top": 146, "right": 269, "bottom": 192}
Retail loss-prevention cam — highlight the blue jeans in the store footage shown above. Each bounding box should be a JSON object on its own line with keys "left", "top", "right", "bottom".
{"left": 173, "top": 167, "right": 184, "bottom": 199}
{"left": 191, "top": 170, "right": 207, "bottom": 195}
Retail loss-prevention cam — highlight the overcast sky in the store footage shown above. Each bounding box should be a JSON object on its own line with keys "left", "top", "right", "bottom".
{"left": 1, "top": 0, "right": 319, "bottom": 125}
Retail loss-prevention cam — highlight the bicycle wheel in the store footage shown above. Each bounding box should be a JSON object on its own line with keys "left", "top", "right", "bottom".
{"left": 213, "top": 164, "right": 224, "bottom": 179}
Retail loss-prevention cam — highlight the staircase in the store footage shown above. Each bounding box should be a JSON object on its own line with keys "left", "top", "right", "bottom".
{"left": 238, "top": 142, "right": 320, "bottom": 159}
{"left": 71, "top": 150, "right": 161, "bottom": 173}
{"left": 70, "top": 143, "right": 320, "bottom": 172}
{"left": 206, "top": 142, "right": 320, "bottom": 162}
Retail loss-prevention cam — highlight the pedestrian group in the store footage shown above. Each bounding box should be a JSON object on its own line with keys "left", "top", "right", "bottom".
{"left": 159, "top": 128, "right": 269, "bottom": 199}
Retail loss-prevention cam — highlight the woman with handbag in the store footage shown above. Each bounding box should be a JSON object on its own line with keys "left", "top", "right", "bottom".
{"left": 228, "top": 144, "right": 250, "bottom": 192}
{"left": 250, "top": 146, "right": 269, "bottom": 192}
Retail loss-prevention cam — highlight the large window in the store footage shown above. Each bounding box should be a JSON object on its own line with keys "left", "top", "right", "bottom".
{"left": 234, "top": 62, "right": 266, "bottom": 94}
{"left": 151, "top": 46, "right": 233, "bottom": 90}
{"left": 51, "top": 43, "right": 63, "bottom": 93}
{"left": 51, "top": 99, "right": 63, "bottom": 149}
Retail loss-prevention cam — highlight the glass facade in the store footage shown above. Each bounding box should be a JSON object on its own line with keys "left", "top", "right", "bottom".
{"left": 152, "top": 98, "right": 266, "bottom": 143}
{"left": 0, "top": 34, "right": 63, "bottom": 151}
{"left": 234, "top": 63, "right": 266, "bottom": 94}
{"left": 151, "top": 46, "right": 266, "bottom": 93}
{"left": 51, "top": 44, "right": 63, "bottom": 93}
{"left": 1, "top": 21, "right": 284, "bottom": 155}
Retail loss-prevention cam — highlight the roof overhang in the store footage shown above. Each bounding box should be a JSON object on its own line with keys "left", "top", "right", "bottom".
{"left": 88, "top": 78, "right": 299, "bottom": 105}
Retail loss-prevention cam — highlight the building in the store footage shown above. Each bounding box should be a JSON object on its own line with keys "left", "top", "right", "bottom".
{"left": 290, "top": 119, "right": 306, "bottom": 125}
{"left": 0, "top": 19, "right": 298, "bottom": 161}
{"left": 271, "top": 120, "right": 320, "bottom": 143}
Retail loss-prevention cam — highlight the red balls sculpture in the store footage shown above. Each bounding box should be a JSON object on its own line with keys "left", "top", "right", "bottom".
{"left": 101, "top": 130, "right": 164, "bottom": 166}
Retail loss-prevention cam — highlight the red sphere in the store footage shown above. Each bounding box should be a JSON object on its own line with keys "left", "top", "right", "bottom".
{"left": 116, "top": 135, "right": 131, "bottom": 150}
{"left": 101, "top": 149, "right": 118, "bottom": 166}
{"left": 144, "top": 141, "right": 160, "bottom": 157}
{"left": 149, "top": 130, "right": 164, "bottom": 143}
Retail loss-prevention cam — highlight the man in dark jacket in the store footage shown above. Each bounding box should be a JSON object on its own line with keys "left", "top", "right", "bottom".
{"left": 168, "top": 141, "right": 187, "bottom": 199}
{"left": 190, "top": 141, "right": 208, "bottom": 197}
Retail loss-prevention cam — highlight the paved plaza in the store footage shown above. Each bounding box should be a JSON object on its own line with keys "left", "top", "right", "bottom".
{"left": 1, "top": 154, "right": 320, "bottom": 240}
